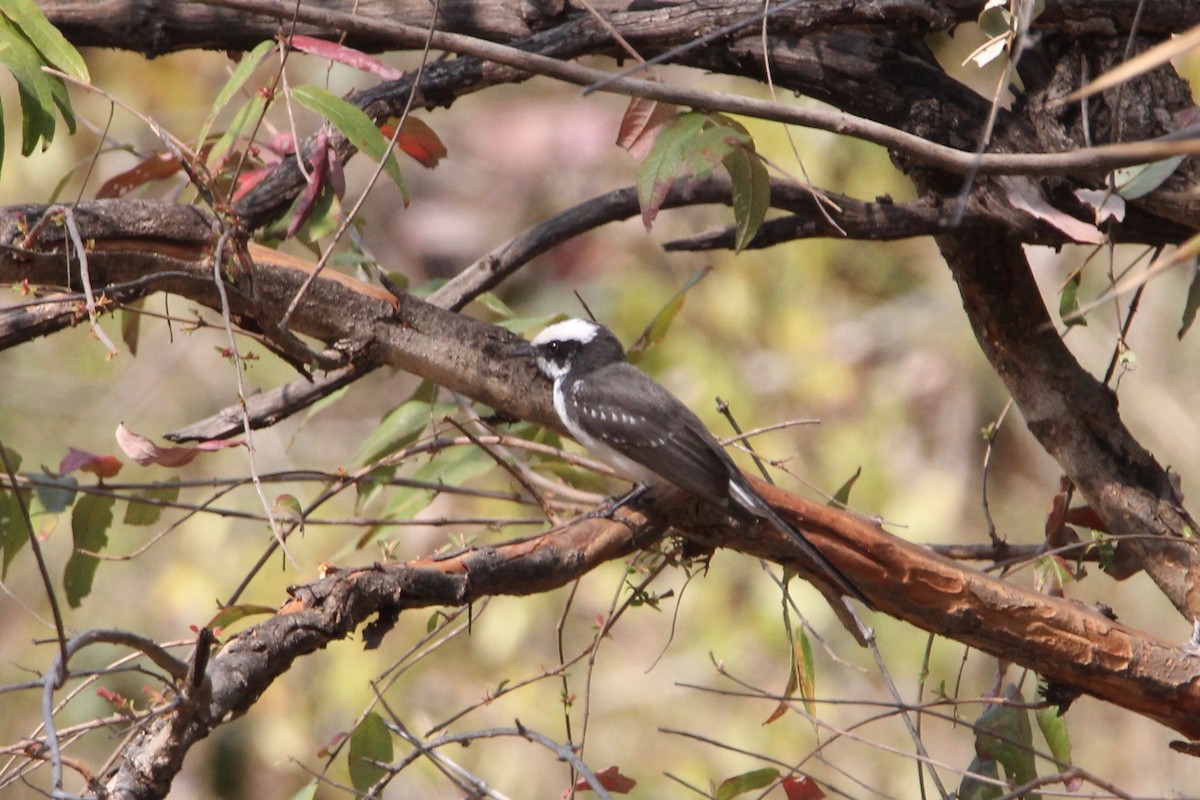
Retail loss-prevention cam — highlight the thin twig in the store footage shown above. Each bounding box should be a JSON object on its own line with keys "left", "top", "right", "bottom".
{"left": 211, "top": 232, "right": 297, "bottom": 566}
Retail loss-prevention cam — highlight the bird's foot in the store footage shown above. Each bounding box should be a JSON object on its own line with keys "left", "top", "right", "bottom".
{"left": 584, "top": 484, "right": 650, "bottom": 520}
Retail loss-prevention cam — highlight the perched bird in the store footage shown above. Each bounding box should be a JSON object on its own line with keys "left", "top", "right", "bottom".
{"left": 515, "top": 318, "right": 869, "bottom": 607}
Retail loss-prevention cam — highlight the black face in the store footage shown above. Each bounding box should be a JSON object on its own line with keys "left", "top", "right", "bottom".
{"left": 537, "top": 338, "right": 583, "bottom": 373}
{"left": 527, "top": 319, "right": 628, "bottom": 380}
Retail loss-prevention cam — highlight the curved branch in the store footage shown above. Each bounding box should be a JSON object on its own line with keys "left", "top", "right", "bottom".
{"left": 102, "top": 482, "right": 1200, "bottom": 797}
{"left": 936, "top": 226, "right": 1200, "bottom": 616}
{"left": 40, "top": 0, "right": 1200, "bottom": 56}
{"left": 172, "top": 0, "right": 1200, "bottom": 239}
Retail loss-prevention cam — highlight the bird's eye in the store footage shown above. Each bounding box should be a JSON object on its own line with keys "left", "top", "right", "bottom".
{"left": 546, "top": 342, "right": 561, "bottom": 355}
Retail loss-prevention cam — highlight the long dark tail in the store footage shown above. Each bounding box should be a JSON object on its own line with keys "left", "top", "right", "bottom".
{"left": 729, "top": 477, "right": 874, "bottom": 609}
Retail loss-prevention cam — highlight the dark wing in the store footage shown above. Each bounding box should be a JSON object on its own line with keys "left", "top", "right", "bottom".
{"left": 568, "top": 362, "right": 735, "bottom": 507}
{"left": 573, "top": 365, "right": 872, "bottom": 606}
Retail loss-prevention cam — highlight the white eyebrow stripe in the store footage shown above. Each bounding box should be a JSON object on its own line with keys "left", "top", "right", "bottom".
{"left": 531, "top": 318, "right": 600, "bottom": 346}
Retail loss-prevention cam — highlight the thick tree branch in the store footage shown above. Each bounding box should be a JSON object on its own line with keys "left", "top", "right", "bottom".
{"left": 935, "top": 227, "right": 1200, "bottom": 616}
{"left": 5, "top": 199, "right": 1199, "bottom": 749}
{"left": 39, "top": 0, "right": 1200, "bottom": 56}
{"left": 102, "top": 481, "right": 1200, "bottom": 797}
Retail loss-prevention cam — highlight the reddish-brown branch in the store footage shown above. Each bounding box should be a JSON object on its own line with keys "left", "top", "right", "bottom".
{"left": 102, "top": 481, "right": 1200, "bottom": 797}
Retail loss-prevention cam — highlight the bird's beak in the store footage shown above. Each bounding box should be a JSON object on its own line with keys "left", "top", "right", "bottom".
{"left": 510, "top": 342, "right": 536, "bottom": 358}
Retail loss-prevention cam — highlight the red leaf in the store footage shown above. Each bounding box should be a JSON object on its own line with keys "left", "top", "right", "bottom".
{"left": 617, "top": 96, "right": 677, "bottom": 160}
{"left": 317, "top": 731, "right": 349, "bottom": 758}
{"left": 764, "top": 700, "right": 788, "bottom": 725}
{"left": 1063, "top": 505, "right": 1107, "bottom": 533}
{"left": 231, "top": 166, "right": 274, "bottom": 203}
{"left": 286, "top": 130, "right": 330, "bottom": 238}
{"left": 96, "top": 152, "right": 182, "bottom": 198}
{"left": 59, "top": 448, "right": 123, "bottom": 479}
{"left": 115, "top": 423, "right": 242, "bottom": 468}
{"left": 81, "top": 455, "right": 124, "bottom": 479}
{"left": 398, "top": 117, "right": 446, "bottom": 167}
{"left": 782, "top": 775, "right": 825, "bottom": 800}
{"left": 289, "top": 34, "right": 404, "bottom": 80}
{"left": 326, "top": 146, "right": 346, "bottom": 198}
{"left": 97, "top": 687, "right": 125, "bottom": 705}
{"left": 570, "top": 766, "right": 636, "bottom": 795}
{"left": 264, "top": 131, "right": 295, "bottom": 158}
{"left": 380, "top": 117, "right": 447, "bottom": 168}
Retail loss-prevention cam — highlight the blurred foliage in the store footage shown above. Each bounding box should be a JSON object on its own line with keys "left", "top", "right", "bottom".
{"left": 1, "top": 20, "right": 1200, "bottom": 800}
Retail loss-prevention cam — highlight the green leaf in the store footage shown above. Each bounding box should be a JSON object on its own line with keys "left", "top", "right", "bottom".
{"left": 291, "top": 84, "right": 407, "bottom": 198}
{"left": 1179, "top": 261, "right": 1200, "bottom": 340}
{"left": 348, "top": 711, "right": 392, "bottom": 792}
{"left": 0, "top": 488, "right": 26, "bottom": 577}
{"left": 63, "top": 494, "right": 115, "bottom": 608}
{"left": 0, "top": 0, "right": 89, "bottom": 80}
{"left": 294, "top": 181, "right": 343, "bottom": 244}
{"left": 197, "top": 39, "right": 274, "bottom": 150}
{"left": 1114, "top": 156, "right": 1185, "bottom": 200}
{"left": 411, "top": 444, "right": 496, "bottom": 490}
{"left": 0, "top": 445, "right": 22, "bottom": 472}
{"left": 1059, "top": 271, "right": 1086, "bottom": 327}
{"left": 381, "top": 484, "right": 435, "bottom": 521}
{"left": 974, "top": 686, "right": 1038, "bottom": 796}
{"left": 32, "top": 472, "right": 77, "bottom": 513}
{"left": 0, "top": 446, "right": 26, "bottom": 577}
{"left": 725, "top": 145, "right": 770, "bottom": 250}
{"left": 628, "top": 265, "right": 711, "bottom": 361}
{"left": 793, "top": 626, "right": 816, "bottom": 716}
{"left": 716, "top": 767, "right": 780, "bottom": 800}
{"left": 681, "top": 124, "right": 749, "bottom": 180}
{"left": 473, "top": 291, "right": 517, "bottom": 320}
{"left": 959, "top": 755, "right": 1003, "bottom": 800}
{"left": 123, "top": 478, "right": 180, "bottom": 526}
{"left": 1035, "top": 705, "right": 1072, "bottom": 769}
{"left": 0, "top": 13, "right": 74, "bottom": 156}
{"left": 206, "top": 92, "right": 267, "bottom": 172}
{"left": 830, "top": 467, "right": 861, "bottom": 507}
{"left": 495, "top": 312, "right": 565, "bottom": 336}
{"left": 0, "top": 16, "right": 55, "bottom": 149}
{"left": 353, "top": 396, "right": 438, "bottom": 466}
{"left": 15, "top": 80, "right": 53, "bottom": 153}
{"left": 354, "top": 465, "right": 395, "bottom": 515}
{"left": 637, "top": 111, "right": 709, "bottom": 229}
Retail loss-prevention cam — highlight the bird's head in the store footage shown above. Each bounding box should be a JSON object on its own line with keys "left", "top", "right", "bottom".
{"left": 516, "top": 318, "right": 627, "bottom": 380}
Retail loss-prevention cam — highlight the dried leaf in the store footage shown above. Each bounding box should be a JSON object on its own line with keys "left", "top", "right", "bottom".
{"left": 96, "top": 152, "right": 182, "bottom": 198}
{"left": 115, "top": 423, "right": 241, "bottom": 467}
{"left": 616, "top": 95, "right": 677, "bottom": 159}
{"left": 999, "top": 176, "right": 1104, "bottom": 244}
{"left": 59, "top": 447, "right": 122, "bottom": 479}
{"left": 572, "top": 765, "right": 637, "bottom": 794}
{"left": 1072, "top": 188, "right": 1124, "bottom": 224}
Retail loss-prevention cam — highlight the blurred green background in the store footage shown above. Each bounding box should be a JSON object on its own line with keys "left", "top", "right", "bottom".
{"left": 2, "top": 25, "right": 1200, "bottom": 800}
